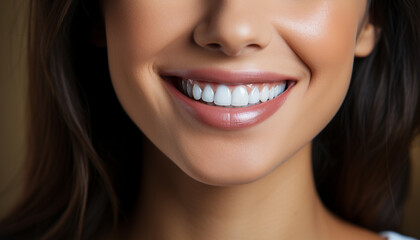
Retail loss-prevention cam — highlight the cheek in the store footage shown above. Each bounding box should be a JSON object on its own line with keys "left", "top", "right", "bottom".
{"left": 104, "top": 0, "right": 203, "bottom": 63}
{"left": 103, "top": 0, "right": 206, "bottom": 129}
{"left": 103, "top": 1, "right": 202, "bottom": 141}
{"left": 277, "top": 1, "right": 361, "bottom": 114}
{"left": 104, "top": 1, "right": 167, "bottom": 59}
{"left": 274, "top": 1, "right": 360, "bottom": 70}
{"left": 262, "top": 1, "right": 363, "bottom": 160}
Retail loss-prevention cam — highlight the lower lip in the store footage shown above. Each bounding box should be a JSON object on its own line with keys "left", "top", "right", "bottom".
{"left": 164, "top": 80, "right": 293, "bottom": 130}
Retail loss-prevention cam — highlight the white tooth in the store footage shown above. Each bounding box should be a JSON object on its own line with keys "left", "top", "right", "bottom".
{"left": 214, "top": 85, "right": 232, "bottom": 106}
{"left": 182, "top": 80, "right": 187, "bottom": 93}
{"left": 202, "top": 85, "right": 214, "bottom": 103}
{"left": 187, "top": 81, "right": 193, "bottom": 97}
{"left": 279, "top": 82, "right": 286, "bottom": 95}
{"left": 232, "top": 86, "right": 249, "bottom": 107}
{"left": 260, "top": 86, "right": 269, "bottom": 102}
{"left": 273, "top": 85, "right": 278, "bottom": 96}
{"left": 193, "top": 84, "right": 202, "bottom": 100}
{"left": 269, "top": 86, "right": 276, "bottom": 100}
{"left": 248, "top": 87, "right": 260, "bottom": 104}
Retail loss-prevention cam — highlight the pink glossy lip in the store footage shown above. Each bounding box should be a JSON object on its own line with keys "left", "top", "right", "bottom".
{"left": 161, "top": 69, "right": 296, "bottom": 130}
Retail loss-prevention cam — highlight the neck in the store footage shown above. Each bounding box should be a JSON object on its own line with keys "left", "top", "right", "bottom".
{"left": 126, "top": 138, "right": 336, "bottom": 240}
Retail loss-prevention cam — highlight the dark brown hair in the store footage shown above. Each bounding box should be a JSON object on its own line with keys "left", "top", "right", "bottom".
{"left": 1, "top": 0, "right": 419, "bottom": 239}
{"left": 314, "top": 0, "right": 420, "bottom": 231}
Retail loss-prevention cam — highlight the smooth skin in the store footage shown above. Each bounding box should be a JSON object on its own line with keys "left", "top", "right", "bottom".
{"left": 101, "top": 0, "right": 382, "bottom": 239}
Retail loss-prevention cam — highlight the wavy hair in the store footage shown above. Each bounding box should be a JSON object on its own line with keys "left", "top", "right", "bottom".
{"left": 0, "top": 0, "right": 419, "bottom": 239}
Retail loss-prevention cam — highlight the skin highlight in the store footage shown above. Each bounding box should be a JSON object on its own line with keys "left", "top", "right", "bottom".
{"left": 100, "top": 0, "right": 382, "bottom": 239}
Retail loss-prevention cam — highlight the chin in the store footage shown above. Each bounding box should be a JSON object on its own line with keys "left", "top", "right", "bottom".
{"left": 176, "top": 151, "right": 282, "bottom": 186}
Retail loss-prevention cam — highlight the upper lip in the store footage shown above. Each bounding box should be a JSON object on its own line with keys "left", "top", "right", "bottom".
{"left": 160, "top": 68, "right": 296, "bottom": 84}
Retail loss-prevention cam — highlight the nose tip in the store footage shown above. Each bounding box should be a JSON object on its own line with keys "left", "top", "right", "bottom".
{"left": 193, "top": 3, "right": 271, "bottom": 57}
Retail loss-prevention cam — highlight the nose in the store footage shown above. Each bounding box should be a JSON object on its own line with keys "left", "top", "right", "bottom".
{"left": 193, "top": 1, "right": 272, "bottom": 57}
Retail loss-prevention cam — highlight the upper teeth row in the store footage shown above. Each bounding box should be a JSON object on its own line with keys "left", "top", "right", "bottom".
{"left": 180, "top": 79, "right": 286, "bottom": 107}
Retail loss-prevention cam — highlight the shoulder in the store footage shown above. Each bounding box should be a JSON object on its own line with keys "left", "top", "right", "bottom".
{"left": 380, "top": 231, "right": 418, "bottom": 240}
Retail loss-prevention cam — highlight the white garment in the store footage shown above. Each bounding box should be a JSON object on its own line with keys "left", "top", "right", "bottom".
{"left": 381, "top": 231, "right": 418, "bottom": 240}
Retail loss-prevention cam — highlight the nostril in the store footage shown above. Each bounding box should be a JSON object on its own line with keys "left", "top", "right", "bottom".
{"left": 204, "top": 42, "right": 261, "bottom": 55}
{"left": 247, "top": 43, "right": 260, "bottom": 49}
{"left": 206, "top": 43, "right": 222, "bottom": 51}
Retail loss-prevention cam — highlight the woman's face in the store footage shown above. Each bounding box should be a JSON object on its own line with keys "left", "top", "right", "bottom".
{"left": 102, "top": 0, "right": 375, "bottom": 185}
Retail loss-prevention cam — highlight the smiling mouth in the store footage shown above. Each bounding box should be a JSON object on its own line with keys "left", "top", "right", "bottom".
{"left": 170, "top": 77, "right": 291, "bottom": 108}
{"left": 161, "top": 69, "right": 296, "bottom": 129}
{"left": 161, "top": 69, "right": 295, "bottom": 108}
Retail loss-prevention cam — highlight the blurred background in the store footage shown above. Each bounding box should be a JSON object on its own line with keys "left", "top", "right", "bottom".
{"left": 0, "top": 0, "right": 419, "bottom": 237}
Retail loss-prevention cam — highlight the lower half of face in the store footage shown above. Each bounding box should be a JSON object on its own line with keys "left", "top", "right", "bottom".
{"left": 103, "top": 0, "right": 367, "bottom": 186}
